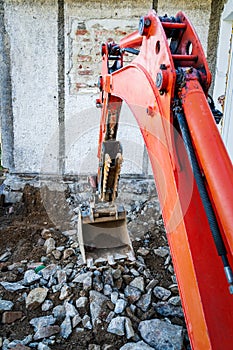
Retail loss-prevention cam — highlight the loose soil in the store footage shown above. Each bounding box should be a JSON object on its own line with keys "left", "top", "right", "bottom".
{"left": 0, "top": 184, "right": 185, "bottom": 349}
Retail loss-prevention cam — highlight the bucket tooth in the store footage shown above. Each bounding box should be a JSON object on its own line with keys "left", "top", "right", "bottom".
{"left": 98, "top": 140, "right": 123, "bottom": 202}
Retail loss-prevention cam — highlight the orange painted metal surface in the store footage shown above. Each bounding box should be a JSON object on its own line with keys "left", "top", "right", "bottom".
{"left": 96, "top": 10, "right": 233, "bottom": 349}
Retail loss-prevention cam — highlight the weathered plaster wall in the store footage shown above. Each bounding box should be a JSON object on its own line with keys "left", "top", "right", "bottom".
{"left": 3, "top": 0, "right": 58, "bottom": 174}
{"left": 0, "top": 0, "right": 14, "bottom": 170}
{"left": 207, "top": 0, "right": 227, "bottom": 95}
{"left": 64, "top": 0, "right": 152, "bottom": 175}
{"left": 0, "top": 0, "right": 222, "bottom": 177}
{"left": 1, "top": 0, "right": 153, "bottom": 176}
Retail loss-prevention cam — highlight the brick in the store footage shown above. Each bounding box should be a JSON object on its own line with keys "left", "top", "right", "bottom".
{"left": 78, "top": 69, "right": 93, "bottom": 76}
{"left": 76, "top": 29, "right": 88, "bottom": 36}
{"left": 78, "top": 55, "right": 92, "bottom": 62}
{"left": 76, "top": 83, "right": 88, "bottom": 90}
{"left": 2, "top": 311, "right": 23, "bottom": 324}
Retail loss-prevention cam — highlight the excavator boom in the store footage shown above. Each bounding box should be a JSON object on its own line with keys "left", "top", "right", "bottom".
{"left": 95, "top": 10, "right": 233, "bottom": 350}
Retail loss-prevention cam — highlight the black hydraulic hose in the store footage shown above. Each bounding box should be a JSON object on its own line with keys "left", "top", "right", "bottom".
{"left": 174, "top": 105, "right": 233, "bottom": 292}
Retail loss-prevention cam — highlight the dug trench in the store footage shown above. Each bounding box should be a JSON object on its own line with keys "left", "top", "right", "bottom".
{"left": 0, "top": 178, "right": 190, "bottom": 349}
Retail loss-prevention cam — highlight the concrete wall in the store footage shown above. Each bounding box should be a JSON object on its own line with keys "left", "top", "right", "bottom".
{"left": 158, "top": 0, "right": 212, "bottom": 54}
{"left": 0, "top": 0, "right": 217, "bottom": 177}
{"left": 213, "top": 0, "right": 233, "bottom": 161}
{"left": 64, "top": 0, "right": 151, "bottom": 176}
{"left": 1, "top": 0, "right": 58, "bottom": 174}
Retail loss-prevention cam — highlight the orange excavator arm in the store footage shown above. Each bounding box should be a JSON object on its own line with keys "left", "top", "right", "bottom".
{"left": 96, "top": 10, "right": 233, "bottom": 350}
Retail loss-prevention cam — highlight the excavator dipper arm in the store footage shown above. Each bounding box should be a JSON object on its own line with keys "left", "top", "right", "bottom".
{"left": 96, "top": 10, "right": 233, "bottom": 350}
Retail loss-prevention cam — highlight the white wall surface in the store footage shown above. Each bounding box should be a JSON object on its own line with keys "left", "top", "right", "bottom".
{"left": 4, "top": 0, "right": 58, "bottom": 173}
{"left": 213, "top": 0, "right": 233, "bottom": 162}
{"left": 1, "top": 0, "right": 213, "bottom": 176}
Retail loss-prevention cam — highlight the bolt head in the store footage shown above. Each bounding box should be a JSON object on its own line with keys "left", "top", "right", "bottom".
{"left": 146, "top": 106, "right": 155, "bottom": 117}
{"left": 139, "top": 16, "right": 151, "bottom": 36}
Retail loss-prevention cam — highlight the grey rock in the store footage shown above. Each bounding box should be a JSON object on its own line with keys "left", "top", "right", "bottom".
{"left": 169, "top": 284, "right": 179, "bottom": 293}
{"left": 64, "top": 301, "right": 78, "bottom": 317}
{"left": 110, "top": 291, "right": 118, "bottom": 304}
{"left": 106, "top": 311, "right": 115, "bottom": 323}
{"left": 60, "top": 316, "right": 72, "bottom": 339}
{"left": 137, "top": 247, "right": 150, "bottom": 256}
{"left": 7, "top": 335, "right": 33, "bottom": 348}
{"left": 63, "top": 248, "right": 75, "bottom": 259}
{"left": 44, "top": 237, "right": 56, "bottom": 254}
{"left": 38, "top": 343, "right": 51, "bottom": 350}
{"left": 136, "top": 292, "right": 152, "bottom": 312}
{"left": 47, "top": 275, "right": 57, "bottom": 288}
{"left": 120, "top": 341, "right": 154, "bottom": 350}
{"left": 23, "top": 270, "right": 41, "bottom": 285}
{"left": 169, "top": 296, "right": 181, "bottom": 306}
{"left": 59, "top": 285, "right": 71, "bottom": 300}
{"left": 39, "top": 278, "right": 48, "bottom": 287}
{"left": 104, "top": 271, "right": 114, "bottom": 286}
{"left": 22, "top": 335, "right": 33, "bottom": 345}
{"left": 72, "top": 271, "right": 92, "bottom": 283}
{"left": 107, "top": 316, "right": 125, "bottom": 336}
{"left": 0, "top": 250, "right": 11, "bottom": 262}
{"left": 130, "top": 277, "right": 144, "bottom": 292}
{"left": 130, "top": 268, "right": 140, "bottom": 277}
{"left": 52, "top": 249, "right": 62, "bottom": 260}
{"left": 93, "top": 275, "right": 103, "bottom": 292}
{"left": 154, "top": 302, "right": 184, "bottom": 318}
{"left": 88, "top": 345, "right": 101, "bottom": 350}
{"left": 82, "top": 314, "right": 92, "bottom": 329}
{"left": 146, "top": 279, "right": 159, "bottom": 291}
{"left": 125, "top": 317, "right": 134, "bottom": 339}
{"left": 153, "top": 286, "right": 171, "bottom": 300}
{"left": 62, "top": 229, "right": 77, "bottom": 238}
{"left": 2, "top": 338, "right": 10, "bottom": 350}
{"left": 26, "top": 288, "right": 48, "bottom": 310}
{"left": 143, "top": 268, "right": 152, "bottom": 279}
{"left": 41, "top": 228, "right": 52, "bottom": 239}
{"left": 168, "top": 265, "right": 174, "bottom": 274}
{"left": 52, "top": 304, "right": 66, "bottom": 320}
{"left": 89, "top": 290, "right": 108, "bottom": 325}
{"left": 0, "top": 281, "right": 26, "bottom": 292}
{"left": 0, "top": 300, "right": 14, "bottom": 311}
{"left": 75, "top": 327, "right": 85, "bottom": 333}
{"left": 164, "top": 255, "right": 171, "bottom": 266}
{"left": 76, "top": 296, "right": 88, "bottom": 308}
{"left": 57, "top": 270, "right": 67, "bottom": 284}
{"left": 34, "top": 325, "right": 60, "bottom": 340}
{"left": 41, "top": 299, "right": 54, "bottom": 311}
{"left": 51, "top": 283, "right": 62, "bottom": 293}
{"left": 5, "top": 340, "right": 21, "bottom": 349}
{"left": 113, "top": 269, "right": 122, "bottom": 279}
{"left": 103, "top": 284, "right": 112, "bottom": 296}
{"left": 136, "top": 256, "right": 145, "bottom": 267}
{"left": 124, "top": 285, "right": 141, "bottom": 303}
{"left": 114, "top": 299, "right": 127, "bottom": 314}
{"left": 83, "top": 275, "right": 93, "bottom": 290}
{"left": 139, "top": 319, "right": 183, "bottom": 350}
{"left": 41, "top": 264, "right": 58, "bottom": 280}
{"left": 30, "top": 315, "right": 56, "bottom": 331}
{"left": 153, "top": 246, "right": 170, "bottom": 258}
{"left": 102, "top": 345, "right": 115, "bottom": 350}
{"left": 72, "top": 314, "right": 82, "bottom": 328}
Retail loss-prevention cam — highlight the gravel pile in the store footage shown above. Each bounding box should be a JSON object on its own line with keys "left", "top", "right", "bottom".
{"left": 0, "top": 178, "right": 190, "bottom": 349}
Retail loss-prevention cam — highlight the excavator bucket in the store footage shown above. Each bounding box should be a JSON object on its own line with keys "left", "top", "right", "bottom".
{"left": 77, "top": 203, "right": 135, "bottom": 264}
